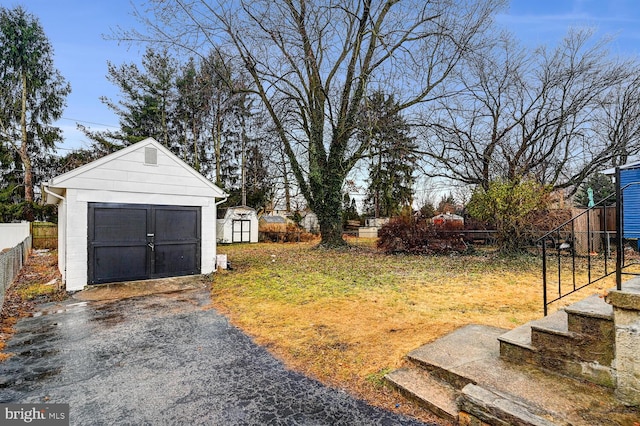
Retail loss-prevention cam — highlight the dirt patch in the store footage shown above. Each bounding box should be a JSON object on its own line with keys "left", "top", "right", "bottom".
{"left": 74, "top": 276, "right": 210, "bottom": 301}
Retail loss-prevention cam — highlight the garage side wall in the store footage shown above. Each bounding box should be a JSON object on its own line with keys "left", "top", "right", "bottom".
{"left": 65, "top": 189, "right": 88, "bottom": 291}
{"left": 201, "top": 202, "right": 216, "bottom": 274}
{"left": 57, "top": 198, "right": 67, "bottom": 284}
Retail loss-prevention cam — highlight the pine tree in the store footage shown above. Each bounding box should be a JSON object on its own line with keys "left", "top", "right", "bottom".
{"left": 360, "top": 92, "right": 417, "bottom": 218}
{"left": 82, "top": 47, "right": 178, "bottom": 152}
{"left": 0, "top": 6, "right": 70, "bottom": 202}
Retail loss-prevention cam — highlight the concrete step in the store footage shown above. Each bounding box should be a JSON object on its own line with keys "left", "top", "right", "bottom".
{"left": 385, "top": 367, "right": 458, "bottom": 422}
{"left": 390, "top": 324, "right": 637, "bottom": 425}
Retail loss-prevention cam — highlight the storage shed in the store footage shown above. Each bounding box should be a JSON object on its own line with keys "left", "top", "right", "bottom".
{"left": 217, "top": 206, "right": 259, "bottom": 243}
{"left": 300, "top": 209, "right": 319, "bottom": 233}
{"left": 42, "top": 137, "right": 228, "bottom": 291}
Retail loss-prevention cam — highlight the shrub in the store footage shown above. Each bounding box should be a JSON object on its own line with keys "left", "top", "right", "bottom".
{"left": 466, "top": 178, "right": 551, "bottom": 253}
{"left": 377, "top": 215, "right": 467, "bottom": 255}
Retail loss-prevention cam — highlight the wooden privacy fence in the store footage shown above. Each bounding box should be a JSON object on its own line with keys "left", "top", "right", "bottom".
{"left": 31, "top": 222, "right": 57, "bottom": 249}
{"left": 570, "top": 206, "right": 616, "bottom": 254}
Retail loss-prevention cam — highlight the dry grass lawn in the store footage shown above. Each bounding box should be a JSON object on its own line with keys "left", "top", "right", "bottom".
{"left": 210, "top": 238, "right": 620, "bottom": 424}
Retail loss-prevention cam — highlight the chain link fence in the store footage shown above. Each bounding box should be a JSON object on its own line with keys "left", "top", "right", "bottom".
{"left": 0, "top": 236, "right": 31, "bottom": 312}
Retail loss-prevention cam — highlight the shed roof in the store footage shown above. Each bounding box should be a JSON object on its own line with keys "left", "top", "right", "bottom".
{"left": 260, "top": 215, "right": 287, "bottom": 224}
{"left": 602, "top": 160, "right": 640, "bottom": 175}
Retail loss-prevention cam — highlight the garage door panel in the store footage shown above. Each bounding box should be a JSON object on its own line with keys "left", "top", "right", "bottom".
{"left": 94, "top": 246, "right": 148, "bottom": 282}
{"left": 93, "top": 208, "right": 147, "bottom": 242}
{"left": 154, "top": 244, "right": 198, "bottom": 276}
{"left": 154, "top": 208, "right": 199, "bottom": 241}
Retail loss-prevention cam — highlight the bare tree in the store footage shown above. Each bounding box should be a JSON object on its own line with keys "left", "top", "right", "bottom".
{"left": 117, "top": 0, "right": 505, "bottom": 246}
{"left": 592, "top": 73, "right": 640, "bottom": 168}
{"left": 421, "top": 28, "right": 635, "bottom": 193}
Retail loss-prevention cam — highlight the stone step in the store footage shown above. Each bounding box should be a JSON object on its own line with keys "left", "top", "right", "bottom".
{"left": 529, "top": 310, "right": 611, "bottom": 365}
{"left": 529, "top": 309, "right": 573, "bottom": 349}
{"left": 391, "top": 324, "right": 636, "bottom": 425}
{"left": 385, "top": 367, "right": 459, "bottom": 422}
{"left": 498, "top": 321, "right": 538, "bottom": 365}
{"left": 458, "top": 384, "right": 558, "bottom": 426}
{"left": 531, "top": 323, "right": 613, "bottom": 367}
{"left": 498, "top": 294, "right": 616, "bottom": 386}
{"left": 564, "top": 294, "right": 613, "bottom": 324}
{"left": 499, "top": 313, "right": 615, "bottom": 386}
{"left": 564, "top": 294, "right": 614, "bottom": 341}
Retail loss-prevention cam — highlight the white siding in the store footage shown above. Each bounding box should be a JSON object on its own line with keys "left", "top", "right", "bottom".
{"left": 201, "top": 202, "right": 217, "bottom": 274}
{"left": 64, "top": 189, "right": 88, "bottom": 291}
{"left": 57, "top": 200, "right": 67, "bottom": 284}
{"left": 56, "top": 148, "right": 219, "bottom": 197}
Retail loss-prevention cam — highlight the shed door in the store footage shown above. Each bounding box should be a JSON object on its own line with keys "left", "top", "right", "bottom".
{"left": 232, "top": 219, "right": 251, "bottom": 243}
{"left": 88, "top": 203, "right": 201, "bottom": 284}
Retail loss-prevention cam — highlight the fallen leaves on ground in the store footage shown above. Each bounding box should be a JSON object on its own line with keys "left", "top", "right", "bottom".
{"left": 0, "top": 249, "right": 66, "bottom": 360}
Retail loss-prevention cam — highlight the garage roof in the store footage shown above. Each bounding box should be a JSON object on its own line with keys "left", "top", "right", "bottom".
{"left": 43, "top": 138, "right": 227, "bottom": 204}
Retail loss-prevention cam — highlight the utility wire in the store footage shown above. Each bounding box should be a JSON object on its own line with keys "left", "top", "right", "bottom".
{"left": 60, "top": 116, "right": 119, "bottom": 128}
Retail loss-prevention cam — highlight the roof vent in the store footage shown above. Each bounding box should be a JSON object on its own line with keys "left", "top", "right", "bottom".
{"left": 145, "top": 147, "right": 157, "bottom": 165}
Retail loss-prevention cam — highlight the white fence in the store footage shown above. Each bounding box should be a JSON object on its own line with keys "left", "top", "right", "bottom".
{"left": 0, "top": 236, "right": 31, "bottom": 312}
{"left": 0, "top": 222, "right": 30, "bottom": 251}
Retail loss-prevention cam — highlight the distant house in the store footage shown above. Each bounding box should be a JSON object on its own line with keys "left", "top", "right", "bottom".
{"left": 217, "top": 206, "right": 259, "bottom": 243}
{"left": 432, "top": 212, "right": 464, "bottom": 228}
{"left": 42, "top": 137, "right": 228, "bottom": 291}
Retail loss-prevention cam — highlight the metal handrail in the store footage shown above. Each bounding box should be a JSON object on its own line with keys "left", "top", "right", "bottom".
{"left": 539, "top": 168, "right": 640, "bottom": 315}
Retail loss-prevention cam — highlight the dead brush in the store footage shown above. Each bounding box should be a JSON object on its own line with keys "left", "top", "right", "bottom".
{"left": 259, "top": 223, "right": 315, "bottom": 242}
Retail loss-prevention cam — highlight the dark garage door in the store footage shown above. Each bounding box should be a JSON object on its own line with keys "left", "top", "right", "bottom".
{"left": 88, "top": 203, "right": 201, "bottom": 284}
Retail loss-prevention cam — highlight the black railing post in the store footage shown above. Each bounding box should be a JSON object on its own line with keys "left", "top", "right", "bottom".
{"left": 571, "top": 220, "right": 576, "bottom": 290}
{"left": 556, "top": 228, "right": 561, "bottom": 299}
{"left": 587, "top": 206, "right": 592, "bottom": 285}
{"left": 542, "top": 239, "right": 548, "bottom": 316}
{"left": 616, "top": 167, "right": 622, "bottom": 291}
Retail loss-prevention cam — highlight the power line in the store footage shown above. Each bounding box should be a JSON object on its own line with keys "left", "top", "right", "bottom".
{"left": 60, "top": 116, "right": 118, "bottom": 128}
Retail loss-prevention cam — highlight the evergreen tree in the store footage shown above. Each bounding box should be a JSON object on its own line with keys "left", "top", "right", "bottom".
{"left": 361, "top": 92, "right": 417, "bottom": 218}
{"left": 0, "top": 6, "right": 70, "bottom": 202}
{"left": 575, "top": 173, "right": 616, "bottom": 207}
{"left": 83, "top": 47, "right": 178, "bottom": 151}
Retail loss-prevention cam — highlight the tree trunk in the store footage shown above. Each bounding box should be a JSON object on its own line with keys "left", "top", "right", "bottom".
{"left": 20, "top": 72, "right": 33, "bottom": 202}
{"left": 317, "top": 208, "right": 347, "bottom": 247}
{"left": 313, "top": 171, "right": 348, "bottom": 248}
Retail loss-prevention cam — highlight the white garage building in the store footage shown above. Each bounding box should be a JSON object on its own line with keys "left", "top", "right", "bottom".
{"left": 42, "top": 138, "right": 228, "bottom": 292}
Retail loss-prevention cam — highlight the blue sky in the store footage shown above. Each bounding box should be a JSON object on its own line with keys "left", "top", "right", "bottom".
{"left": 4, "top": 0, "right": 640, "bottom": 154}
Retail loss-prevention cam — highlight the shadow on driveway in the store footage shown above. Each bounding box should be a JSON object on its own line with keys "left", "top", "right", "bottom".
{"left": 0, "top": 280, "right": 434, "bottom": 425}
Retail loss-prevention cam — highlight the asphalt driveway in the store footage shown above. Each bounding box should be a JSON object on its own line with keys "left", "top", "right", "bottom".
{"left": 0, "top": 282, "right": 432, "bottom": 425}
